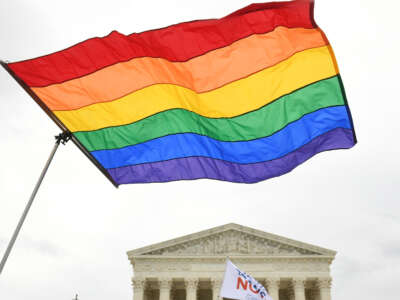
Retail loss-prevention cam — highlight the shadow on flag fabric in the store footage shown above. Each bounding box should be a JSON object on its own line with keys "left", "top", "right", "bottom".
{"left": 220, "top": 259, "right": 272, "bottom": 300}
{"left": 2, "top": 0, "right": 356, "bottom": 186}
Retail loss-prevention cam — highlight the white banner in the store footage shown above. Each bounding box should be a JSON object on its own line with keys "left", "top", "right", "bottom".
{"left": 220, "top": 260, "right": 272, "bottom": 300}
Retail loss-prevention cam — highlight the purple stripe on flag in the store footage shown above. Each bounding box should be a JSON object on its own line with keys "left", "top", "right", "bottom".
{"left": 108, "top": 128, "right": 355, "bottom": 185}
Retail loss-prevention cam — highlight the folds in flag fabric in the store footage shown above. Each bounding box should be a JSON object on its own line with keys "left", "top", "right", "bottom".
{"left": 2, "top": 0, "right": 356, "bottom": 186}
{"left": 220, "top": 259, "right": 272, "bottom": 300}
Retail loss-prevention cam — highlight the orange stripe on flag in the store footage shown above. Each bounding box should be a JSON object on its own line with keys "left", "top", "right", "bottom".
{"left": 33, "top": 27, "right": 327, "bottom": 111}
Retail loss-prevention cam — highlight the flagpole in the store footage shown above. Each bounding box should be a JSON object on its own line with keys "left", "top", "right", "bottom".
{"left": 0, "top": 132, "right": 71, "bottom": 275}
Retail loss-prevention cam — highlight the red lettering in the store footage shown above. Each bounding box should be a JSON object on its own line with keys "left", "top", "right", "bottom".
{"left": 236, "top": 277, "right": 248, "bottom": 290}
{"left": 249, "top": 283, "right": 260, "bottom": 294}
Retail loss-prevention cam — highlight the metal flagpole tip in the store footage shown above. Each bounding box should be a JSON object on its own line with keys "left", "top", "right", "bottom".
{"left": 55, "top": 131, "right": 72, "bottom": 145}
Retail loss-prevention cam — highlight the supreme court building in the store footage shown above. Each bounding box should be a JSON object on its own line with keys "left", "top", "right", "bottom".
{"left": 127, "top": 224, "right": 335, "bottom": 300}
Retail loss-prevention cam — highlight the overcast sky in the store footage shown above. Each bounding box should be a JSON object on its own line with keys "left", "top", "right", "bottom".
{"left": 0, "top": 0, "right": 399, "bottom": 299}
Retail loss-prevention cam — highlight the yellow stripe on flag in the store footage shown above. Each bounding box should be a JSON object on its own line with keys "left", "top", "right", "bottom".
{"left": 55, "top": 46, "right": 337, "bottom": 132}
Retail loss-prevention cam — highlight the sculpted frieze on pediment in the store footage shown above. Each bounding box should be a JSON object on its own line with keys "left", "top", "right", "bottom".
{"left": 142, "top": 230, "right": 319, "bottom": 256}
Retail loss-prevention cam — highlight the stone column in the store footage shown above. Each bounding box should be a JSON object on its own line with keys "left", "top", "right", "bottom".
{"left": 291, "top": 278, "right": 306, "bottom": 300}
{"left": 159, "top": 278, "right": 173, "bottom": 300}
{"left": 316, "top": 278, "right": 332, "bottom": 300}
{"left": 265, "top": 278, "right": 280, "bottom": 300}
{"left": 211, "top": 278, "right": 222, "bottom": 300}
{"left": 185, "top": 278, "right": 199, "bottom": 300}
{"left": 132, "top": 277, "right": 146, "bottom": 300}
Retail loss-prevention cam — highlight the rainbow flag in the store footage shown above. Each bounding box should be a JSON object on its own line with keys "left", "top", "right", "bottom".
{"left": 2, "top": 0, "right": 356, "bottom": 186}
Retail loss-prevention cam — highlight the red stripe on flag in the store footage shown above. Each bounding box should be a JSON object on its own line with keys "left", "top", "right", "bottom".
{"left": 8, "top": 1, "right": 314, "bottom": 87}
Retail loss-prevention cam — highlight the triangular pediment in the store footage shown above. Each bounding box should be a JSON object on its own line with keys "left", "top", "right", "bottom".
{"left": 127, "top": 224, "right": 336, "bottom": 257}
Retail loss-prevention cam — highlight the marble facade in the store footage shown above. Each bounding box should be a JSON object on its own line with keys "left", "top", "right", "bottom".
{"left": 127, "top": 224, "right": 335, "bottom": 300}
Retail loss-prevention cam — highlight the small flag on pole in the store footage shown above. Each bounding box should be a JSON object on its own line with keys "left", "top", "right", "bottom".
{"left": 220, "top": 260, "right": 272, "bottom": 300}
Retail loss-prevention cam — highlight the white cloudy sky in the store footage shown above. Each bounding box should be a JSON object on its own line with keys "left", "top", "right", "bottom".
{"left": 0, "top": 0, "right": 399, "bottom": 299}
